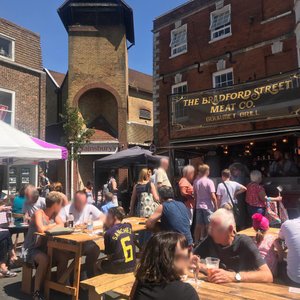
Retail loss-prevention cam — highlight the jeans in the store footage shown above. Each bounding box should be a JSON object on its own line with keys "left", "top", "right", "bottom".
{"left": 247, "top": 205, "right": 266, "bottom": 217}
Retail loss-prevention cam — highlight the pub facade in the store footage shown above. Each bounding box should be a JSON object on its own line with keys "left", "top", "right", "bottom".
{"left": 153, "top": 0, "right": 300, "bottom": 217}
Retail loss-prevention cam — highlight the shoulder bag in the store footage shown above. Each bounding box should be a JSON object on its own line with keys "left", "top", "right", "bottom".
{"left": 222, "top": 182, "right": 240, "bottom": 223}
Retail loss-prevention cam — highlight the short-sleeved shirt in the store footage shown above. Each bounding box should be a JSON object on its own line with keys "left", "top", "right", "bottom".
{"left": 155, "top": 168, "right": 171, "bottom": 187}
{"left": 246, "top": 182, "right": 266, "bottom": 208}
{"left": 179, "top": 177, "right": 195, "bottom": 209}
{"left": 104, "top": 223, "right": 136, "bottom": 270}
{"left": 161, "top": 200, "right": 193, "bottom": 246}
{"left": 193, "top": 176, "right": 216, "bottom": 210}
{"left": 59, "top": 203, "right": 103, "bottom": 225}
{"left": 279, "top": 217, "right": 300, "bottom": 283}
{"left": 132, "top": 280, "right": 199, "bottom": 300}
{"left": 22, "top": 197, "right": 46, "bottom": 217}
{"left": 216, "top": 181, "right": 243, "bottom": 207}
{"left": 194, "top": 234, "right": 265, "bottom": 272}
{"left": 12, "top": 196, "right": 26, "bottom": 214}
{"left": 256, "top": 234, "right": 278, "bottom": 275}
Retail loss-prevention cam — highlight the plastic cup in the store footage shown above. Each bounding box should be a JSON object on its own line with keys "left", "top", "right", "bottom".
{"left": 205, "top": 257, "right": 220, "bottom": 276}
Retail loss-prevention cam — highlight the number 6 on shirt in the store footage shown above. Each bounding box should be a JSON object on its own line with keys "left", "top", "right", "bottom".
{"left": 120, "top": 236, "right": 133, "bottom": 263}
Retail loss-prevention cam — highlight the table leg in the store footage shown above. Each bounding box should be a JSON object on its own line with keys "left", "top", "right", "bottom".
{"left": 72, "top": 244, "right": 82, "bottom": 300}
{"left": 44, "top": 245, "right": 53, "bottom": 300}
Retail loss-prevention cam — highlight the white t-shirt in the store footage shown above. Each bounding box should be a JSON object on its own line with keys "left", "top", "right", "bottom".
{"left": 216, "top": 180, "right": 243, "bottom": 207}
{"left": 22, "top": 197, "right": 46, "bottom": 217}
{"left": 155, "top": 167, "right": 171, "bottom": 187}
{"left": 59, "top": 203, "right": 103, "bottom": 225}
{"left": 279, "top": 217, "right": 300, "bottom": 283}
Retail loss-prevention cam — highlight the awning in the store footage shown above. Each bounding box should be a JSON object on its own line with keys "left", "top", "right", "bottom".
{"left": 159, "top": 127, "right": 300, "bottom": 151}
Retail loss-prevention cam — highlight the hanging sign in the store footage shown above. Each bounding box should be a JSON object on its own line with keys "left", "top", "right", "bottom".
{"left": 169, "top": 70, "right": 300, "bottom": 131}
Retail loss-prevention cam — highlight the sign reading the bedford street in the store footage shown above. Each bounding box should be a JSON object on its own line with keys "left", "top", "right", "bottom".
{"left": 169, "top": 71, "right": 300, "bottom": 131}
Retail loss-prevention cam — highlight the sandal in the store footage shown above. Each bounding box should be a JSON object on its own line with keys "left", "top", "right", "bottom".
{"left": 0, "top": 270, "right": 17, "bottom": 277}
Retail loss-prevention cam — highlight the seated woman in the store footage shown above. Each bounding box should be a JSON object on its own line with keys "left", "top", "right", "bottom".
{"left": 23, "top": 191, "right": 65, "bottom": 300}
{"left": 131, "top": 232, "right": 199, "bottom": 300}
{"left": 0, "top": 230, "right": 17, "bottom": 278}
{"left": 49, "top": 182, "right": 69, "bottom": 206}
{"left": 252, "top": 213, "right": 279, "bottom": 276}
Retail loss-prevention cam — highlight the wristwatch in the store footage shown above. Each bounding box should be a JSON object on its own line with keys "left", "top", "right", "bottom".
{"left": 235, "top": 273, "right": 242, "bottom": 282}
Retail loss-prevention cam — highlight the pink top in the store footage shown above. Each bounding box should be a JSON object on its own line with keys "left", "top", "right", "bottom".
{"left": 193, "top": 176, "right": 215, "bottom": 210}
{"left": 255, "top": 234, "right": 278, "bottom": 275}
{"left": 179, "top": 177, "right": 195, "bottom": 209}
{"left": 246, "top": 182, "right": 266, "bottom": 208}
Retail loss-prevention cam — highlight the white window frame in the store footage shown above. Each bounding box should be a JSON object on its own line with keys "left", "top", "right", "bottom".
{"left": 0, "top": 33, "right": 15, "bottom": 62}
{"left": 172, "top": 82, "right": 188, "bottom": 121}
{"left": 213, "top": 68, "right": 234, "bottom": 88}
{"left": 170, "top": 24, "right": 188, "bottom": 58}
{"left": 210, "top": 4, "right": 232, "bottom": 43}
{"left": 0, "top": 87, "right": 15, "bottom": 126}
{"left": 171, "top": 81, "right": 188, "bottom": 94}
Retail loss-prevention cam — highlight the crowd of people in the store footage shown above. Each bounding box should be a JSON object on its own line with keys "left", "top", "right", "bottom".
{"left": 0, "top": 157, "right": 299, "bottom": 300}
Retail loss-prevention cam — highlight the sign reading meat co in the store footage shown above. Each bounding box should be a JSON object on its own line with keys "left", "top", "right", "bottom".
{"left": 169, "top": 71, "right": 300, "bottom": 130}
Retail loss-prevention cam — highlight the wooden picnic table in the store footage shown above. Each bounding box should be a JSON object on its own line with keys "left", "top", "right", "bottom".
{"left": 111, "top": 277, "right": 300, "bottom": 300}
{"left": 238, "top": 227, "right": 280, "bottom": 238}
{"left": 43, "top": 217, "right": 146, "bottom": 300}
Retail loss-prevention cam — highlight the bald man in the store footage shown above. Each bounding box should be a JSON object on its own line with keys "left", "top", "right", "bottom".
{"left": 155, "top": 158, "right": 172, "bottom": 189}
{"left": 194, "top": 209, "right": 273, "bottom": 284}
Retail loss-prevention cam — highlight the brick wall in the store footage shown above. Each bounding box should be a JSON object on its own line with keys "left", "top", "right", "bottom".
{"left": 128, "top": 91, "right": 153, "bottom": 126}
{"left": 0, "top": 18, "right": 42, "bottom": 70}
{"left": 67, "top": 25, "right": 129, "bottom": 190}
{"left": 153, "top": 0, "right": 298, "bottom": 148}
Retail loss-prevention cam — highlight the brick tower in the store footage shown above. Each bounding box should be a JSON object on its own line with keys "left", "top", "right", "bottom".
{"left": 58, "top": 0, "right": 135, "bottom": 191}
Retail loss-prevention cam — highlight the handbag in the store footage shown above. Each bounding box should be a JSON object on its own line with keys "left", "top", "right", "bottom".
{"left": 222, "top": 182, "right": 240, "bottom": 222}
{"left": 265, "top": 201, "right": 281, "bottom": 226}
{"left": 279, "top": 201, "right": 289, "bottom": 223}
{"left": 137, "top": 182, "right": 159, "bottom": 218}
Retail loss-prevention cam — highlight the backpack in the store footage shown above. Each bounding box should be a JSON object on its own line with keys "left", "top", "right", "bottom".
{"left": 137, "top": 182, "right": 159, "bottom": 218}
{"left": 174, "top": 181, "right": 184, "bottom": 202}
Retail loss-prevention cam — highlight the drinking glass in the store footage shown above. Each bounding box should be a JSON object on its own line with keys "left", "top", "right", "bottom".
{"left": 205, "top": 257, "right": 220, "bottom": 277}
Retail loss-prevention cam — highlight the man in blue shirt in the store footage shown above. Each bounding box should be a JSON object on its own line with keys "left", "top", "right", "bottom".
{"left": 146, "top": 186, "right": 193, "bottom": 246}
{"left": 101, "top": 192, "right": 118, "bottom": 214}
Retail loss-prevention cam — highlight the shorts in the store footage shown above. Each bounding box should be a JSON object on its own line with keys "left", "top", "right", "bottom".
{"left": 196, "top": 208, "right": 213, "bottom": 225}
{"left": 100, "top": 259, "right": 135, "bottom": 274}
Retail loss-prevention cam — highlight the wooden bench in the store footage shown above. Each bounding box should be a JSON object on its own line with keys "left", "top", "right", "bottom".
{"left": 80, "top": 273, "right": 135, "bottom": 300}
{"left": 21, "top": 263, "right": 34, "bottom": 295}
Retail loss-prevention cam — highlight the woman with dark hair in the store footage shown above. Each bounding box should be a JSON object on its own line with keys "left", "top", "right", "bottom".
{"left": 131, "top": 232, "right": 199, "bottom": 300}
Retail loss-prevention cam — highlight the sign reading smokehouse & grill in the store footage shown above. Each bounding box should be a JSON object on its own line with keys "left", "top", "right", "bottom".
{"left": 169, "top": 70, "right": 300, "bottom": 131}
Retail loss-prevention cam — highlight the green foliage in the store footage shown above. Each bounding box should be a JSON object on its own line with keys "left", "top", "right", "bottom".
{"left": 61, "top": 104, "right": 95, "bottom": 161}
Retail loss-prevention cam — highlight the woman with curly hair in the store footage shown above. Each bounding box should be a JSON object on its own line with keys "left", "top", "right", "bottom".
{"left": 131, "top": 232, "right": 199, "bottom": 300}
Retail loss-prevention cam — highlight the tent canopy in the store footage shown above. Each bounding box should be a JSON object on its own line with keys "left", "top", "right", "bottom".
{"left": 0, "top": 121, "right": 68, "bottom": 165}
{"left": 95, "top": 146, "right": 161, "bottom": 169}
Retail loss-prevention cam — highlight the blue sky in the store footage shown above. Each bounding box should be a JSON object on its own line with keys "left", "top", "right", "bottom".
{"left": 1, "top": 0, "right": 187, "bottom": 75}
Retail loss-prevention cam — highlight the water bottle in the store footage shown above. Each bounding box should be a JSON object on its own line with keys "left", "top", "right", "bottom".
{"left": 87, "top": 212, "right": 93, "bottom": 233}
{"left": 68, "top": 213, "right": 74, "bottom": 228}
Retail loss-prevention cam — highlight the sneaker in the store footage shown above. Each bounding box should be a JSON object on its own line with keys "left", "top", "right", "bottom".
{"left": 33, "top": 290, "right": 44, "bottom": 300}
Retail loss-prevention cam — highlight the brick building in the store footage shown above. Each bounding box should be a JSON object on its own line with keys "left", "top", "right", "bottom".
{"left": 153, "top": 0, "right": 300, "bottom": 215}
{"left": 45, "top": 67, "right": 153, "bottom": 190}
{"left": 45, "top": 0, "right": 153, "bottom": 193}
{"left": 0, "top": 18, "right": 46, "bottom": 193}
